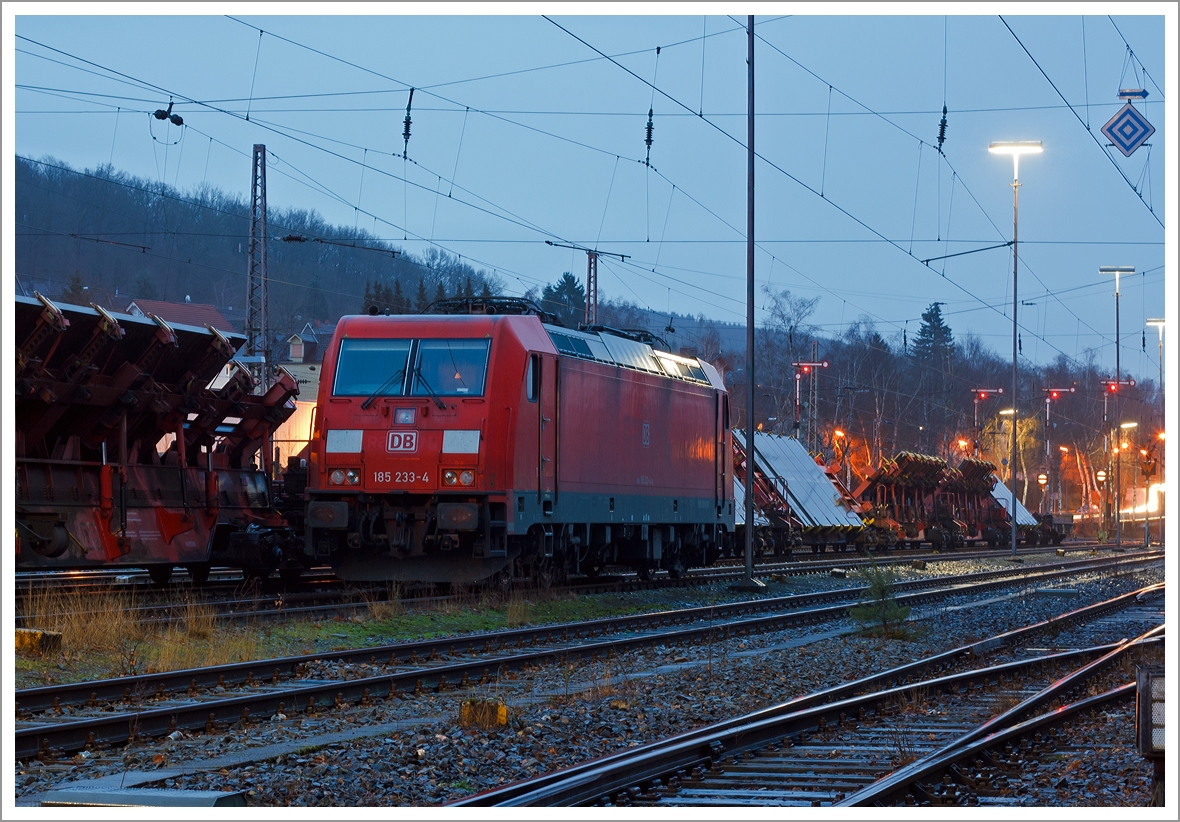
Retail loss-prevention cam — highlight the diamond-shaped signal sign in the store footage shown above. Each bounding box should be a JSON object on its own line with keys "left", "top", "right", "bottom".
{"left": 1101, "top": 102, "right": 1155, "bottom": 157}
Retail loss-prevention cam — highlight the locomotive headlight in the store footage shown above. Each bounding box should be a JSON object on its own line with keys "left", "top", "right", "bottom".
{"left": 330, "top": 469, "right": 347, "bottom": 485}
{"left": 346, "top": 469, "right": 360, "bottom": 485}
{"left": 443, "top": 470, "right": 459, "bottom": 486}
{"left": 394, "top": 408, "right": 416, "bottom": 425}
{"left": 459, "top": 470, "right": 475, "bottom": 486}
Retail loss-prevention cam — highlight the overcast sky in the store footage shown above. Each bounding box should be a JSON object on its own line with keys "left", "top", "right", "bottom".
{"left": 5, "top": 4, "right": 1174, "bottom": 382}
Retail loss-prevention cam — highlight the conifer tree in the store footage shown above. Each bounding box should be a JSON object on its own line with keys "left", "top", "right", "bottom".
{"left": 392, "top": 278, "right": 406, "bottom": 313}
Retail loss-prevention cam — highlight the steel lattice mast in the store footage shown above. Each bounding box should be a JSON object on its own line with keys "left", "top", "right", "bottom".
{"left": 246, "top": 144, "right": 269, "bottom": 389}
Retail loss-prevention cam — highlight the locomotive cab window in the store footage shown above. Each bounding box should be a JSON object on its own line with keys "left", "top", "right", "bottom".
{"left": 526, "top": 354, "right": 539, "bottom": 402}
{"left": 412, "top": 339, "right": 492, "bottom": 397}
{"left": 333, "top": 338, "right": 411, "bottom": 397}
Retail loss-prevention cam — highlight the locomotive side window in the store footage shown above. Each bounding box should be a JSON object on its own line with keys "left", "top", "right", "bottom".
{"left": 412, "top": 339, "right": 492, "bottom": 397}
{"left": 333, "top": 338, "right": 412, "bottom": 397}
{"left": 526, "top": 354, "right": 539, "bottom": 402}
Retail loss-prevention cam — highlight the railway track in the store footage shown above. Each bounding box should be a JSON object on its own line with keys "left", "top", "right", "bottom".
{"left": 15, "top": 541, "right": 1118, "bottom": 627}
{"left": 449, "top": 586, "right": 1164, "bottom": 806}
{"left": 14, "top": 551, "right": 1161, "bottom": 760}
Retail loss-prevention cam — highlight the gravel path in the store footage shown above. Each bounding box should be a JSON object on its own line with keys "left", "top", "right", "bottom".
{"left": 15, "top": 558, "right": 1163, "bottom": 807}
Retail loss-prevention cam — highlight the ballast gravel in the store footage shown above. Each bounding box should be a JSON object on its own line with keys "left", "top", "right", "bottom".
{"left": 14, "top": 554, "right": 1163, "bottom": 808}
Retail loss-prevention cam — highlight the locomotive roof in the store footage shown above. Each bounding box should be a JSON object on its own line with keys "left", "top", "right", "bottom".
{"left": 544, "top": 323, "right": 723, "bottom": 390}
{"left": 331, "top": 312, "right": 723, "bottom": 391}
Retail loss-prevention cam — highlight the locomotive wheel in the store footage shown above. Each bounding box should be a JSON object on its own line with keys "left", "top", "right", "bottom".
{"left": 532, "top": 560, "right": 555, "bottom": 589}
{"left": 637, "top": 562, "right": 657, "bottom": 582}
{"left": 489, "top": 570, "right": 513, "bottom": 594}
{"left": 279, "top": 567, "right": 304, "bottom": 585}
{"left": 184, "top": 563, "right": 211, "bottom": 585}
{"left": 148, "top": 565, "right": 173, "bottom": 585}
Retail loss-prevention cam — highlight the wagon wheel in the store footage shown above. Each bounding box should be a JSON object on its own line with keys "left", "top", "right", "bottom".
{"left": 184, "top": 563, "right": 211, "bottom": 585}
{"left": 148, "top": 565, "right": 173, "bottom": 586}
{"left": 665, "top": 559, "right": 686, "bottom": 580}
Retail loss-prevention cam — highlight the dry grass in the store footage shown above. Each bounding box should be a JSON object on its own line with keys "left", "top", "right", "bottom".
{"left": 18, "top": 583, "right": 144, "bottom": 654}
{"left": 147, "top": 626, "right": 261, "bottom": 673}
{"left": 890, "top": 686, "right": 930, "bottom": 716}
{"left": 992, "top": 689, "right": 1024, "bottom": 716}
{"left": 458, "top": 698, "right": 509, "bottom": 730}
{"left": 886, "top": 723, "right": 918, "bottom": 767}
{"left": 505, "top": 590, "right": 532, "bottom": 628}
{"left": 363, "top": 582, "right": 405, "bottom": 621}
{"left": 18, "top": 582, "right": 263, "bottom": 675}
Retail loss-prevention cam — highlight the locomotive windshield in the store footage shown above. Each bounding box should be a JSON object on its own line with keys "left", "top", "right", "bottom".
{"left": 412, "top": 339, "right": 491, "bottom": 397}
{"left": 333, "top": 338, "right": 412, "bottom": 396}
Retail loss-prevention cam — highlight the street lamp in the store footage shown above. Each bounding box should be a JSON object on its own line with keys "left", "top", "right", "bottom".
{"left": 1058, "top": 445, "right": 1070, "bottom": 516}
{"left": 973, "top": 388, "right": 1004, "bottom": 459}
{"left": 1118, "top": 420, "right": 1138, "bottom": 550}
{"left": 1042, "top": 387, "right": 1075, "bottom": 513}
{"left": 833, "top": 429, "right": 851, "bottom": 489}
{"left": 1096, "top": 468, "right": 1108, "bottom": 542}
{"left": 1146, "top": 319, "right": 1164, "bottom": 395}
{"left": 790, "top": 360, "right": 828, "bottom": 443}
{"left": 990, "top": 140, "right": 1042, "bottom": 559}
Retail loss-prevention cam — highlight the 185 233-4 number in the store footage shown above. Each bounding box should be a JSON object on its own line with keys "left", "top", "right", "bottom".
{"left": 373, "top": 470, "right": 429, "bottom": 484}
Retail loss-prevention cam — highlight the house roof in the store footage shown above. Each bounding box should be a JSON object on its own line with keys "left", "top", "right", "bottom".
{"left": 125, "top": 299, "right": 237, "bottom": 334}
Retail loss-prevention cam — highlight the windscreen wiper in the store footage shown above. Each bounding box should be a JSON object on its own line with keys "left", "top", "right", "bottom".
{"left": 413, "top": 367, "right": 448, "bottom": 410}
{"left": 360, "top": 368, "right": 405, "bottom": 410}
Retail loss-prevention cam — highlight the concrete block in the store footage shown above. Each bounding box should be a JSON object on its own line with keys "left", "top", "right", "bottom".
{"left": 911, "top": 560, "right": 927, "bottom": 571}
{"left": 16, "top": 629, "right": 61, "bottom": 655}
{"left": 830, "top": 568, "right": 847, "bottom": 578}
{"left": 41, "top": 788, "right": 245, "bottom": 807}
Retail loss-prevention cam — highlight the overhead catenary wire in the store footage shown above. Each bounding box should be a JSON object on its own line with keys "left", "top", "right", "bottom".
{"left": 998, "top": 15, "right": 1163, "bottom": 227}
{"left": 18, "top": 22, "right": 1161, "bottom": 370}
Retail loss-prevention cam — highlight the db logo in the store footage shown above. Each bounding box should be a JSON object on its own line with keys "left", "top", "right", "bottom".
{"left": 387, "top": 431, "right": 418, "bottom": 452}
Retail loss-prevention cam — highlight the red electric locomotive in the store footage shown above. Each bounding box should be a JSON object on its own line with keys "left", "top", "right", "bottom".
{"left": 302, "top": 298, "right": 735, "bottom": 585}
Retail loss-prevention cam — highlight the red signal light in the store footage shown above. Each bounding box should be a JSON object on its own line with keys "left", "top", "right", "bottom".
{"left": 802, "top": 366, "right": 810, "bottom": 373}
{"left": 978, "top": 392, "right": 987, "bottom": 400}
{"left": 1108, "top": 383, "right": 1118, "bottom": 393}
{"left": 1050, "top": 391, "right": 1059, "bottom": 399}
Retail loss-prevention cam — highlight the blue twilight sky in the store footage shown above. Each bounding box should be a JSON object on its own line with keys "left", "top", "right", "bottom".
{"left": 4, "top": 4, "right": 1175, "bottom": 382}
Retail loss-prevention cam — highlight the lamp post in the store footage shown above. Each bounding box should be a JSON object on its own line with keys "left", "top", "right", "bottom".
{"left": 1041, "top": 387, "right": 1075, "bottom": 513}
{"left": 790, "top": 360, "right": 828, "bottom": 442}
{"left": 1100, "top": 266, "right": 1134, "bottom": 548}
{"left": 1058, "top": 445, "right": 1070, "bottom": 516}
{"left": 973, "top": 388, "right": 1004, "bottom": 459}
{"left": 990, "top": 140, "right": 1042, "bottom": 559}
{"left": 1146, "top": 319, "right": 1164, "bottom": 532}
{"left": 1096, "top": 469, "right": 1107, "bottom": 541}
{"left": 1101, "top": 378, "right": 1134, "bottom": 543}
{"left": 1118, "top": 420, "right": 1138, "bottom": 550}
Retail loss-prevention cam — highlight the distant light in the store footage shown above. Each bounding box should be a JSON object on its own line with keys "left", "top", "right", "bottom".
{"left": 1059, "top": 446, "right": 1069, "bottom": 453}
{"left": 958, "top": 439, "right": 968, "bottom": 448}
{"left": 1158, "top": 432, "right": 1166, "bottom": 440}
{"left": 1120, "top": 421, "right": 1139, "bottom": 429}
{"left": 833, "top": 430, "right": 845, "bottom": 438}
{"left": 989, "top": 141, "right": 1044, "bottom": 156}
{"left": 1000, "top": 408, "right": 1016, "bottom": 416}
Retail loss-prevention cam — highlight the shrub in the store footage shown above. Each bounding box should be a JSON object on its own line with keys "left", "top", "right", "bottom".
{"left": 848, "top": 559, "right": 912, "bottom": 639}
